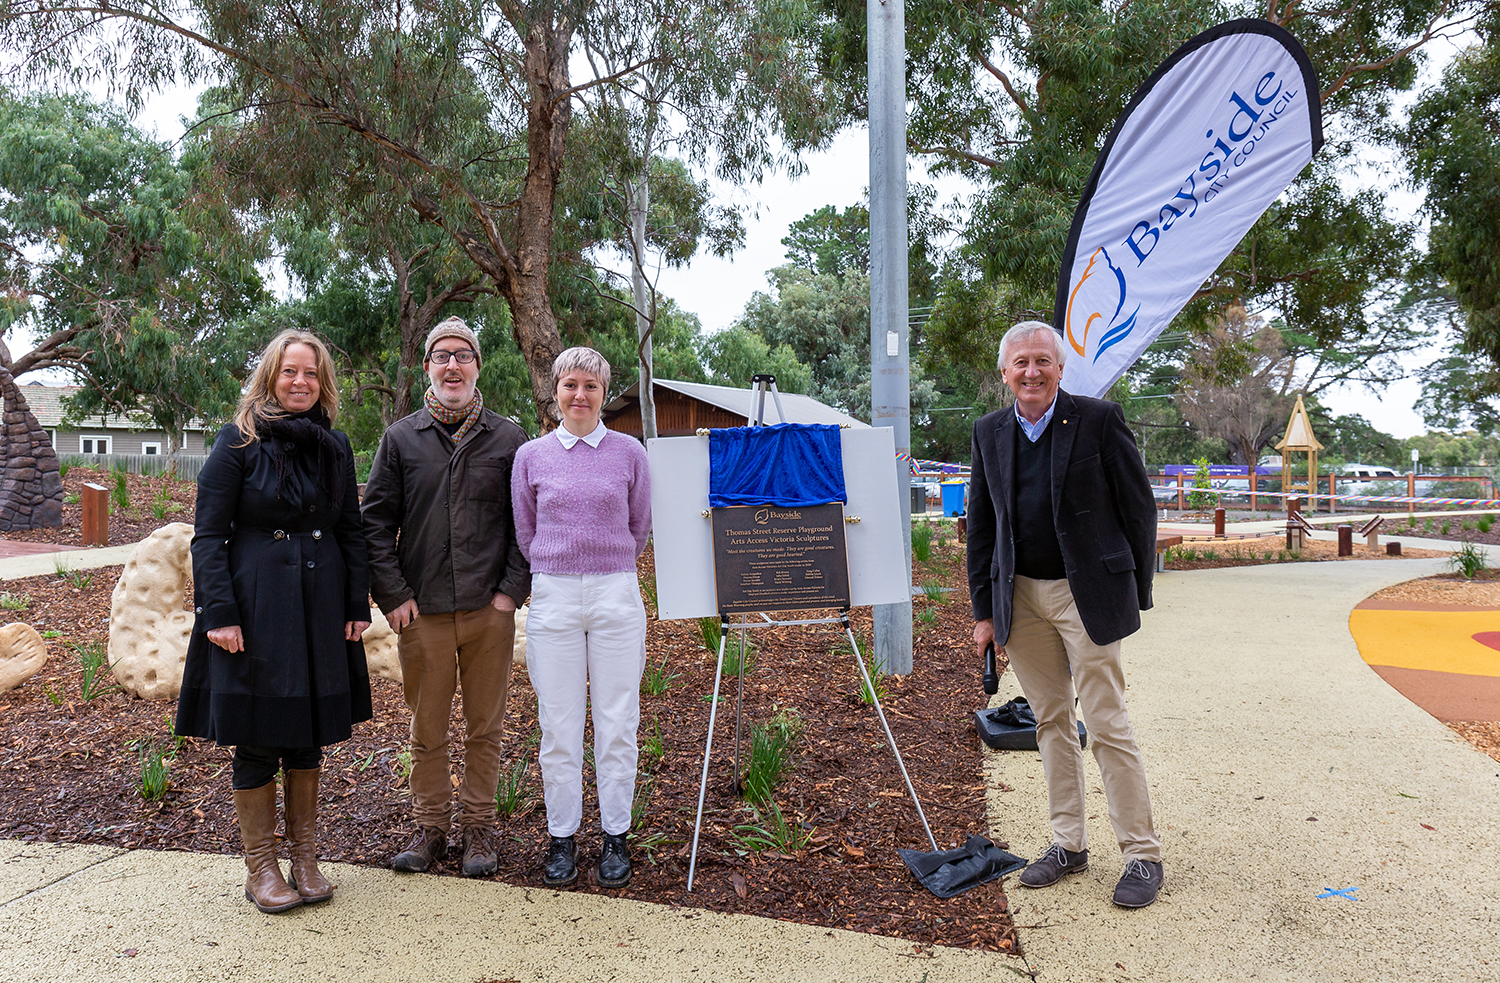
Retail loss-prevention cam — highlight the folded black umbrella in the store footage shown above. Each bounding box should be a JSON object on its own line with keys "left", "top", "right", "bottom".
{"left": 898, "top": 834, "right": 1028, "bottom": 898}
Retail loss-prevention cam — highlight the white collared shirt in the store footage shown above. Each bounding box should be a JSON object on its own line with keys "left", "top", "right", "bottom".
{"left": 1015, "top": 395, "right": 1059, "bottom": 443}
{"left": 554, "top": 420, "right": 609, "bottom": 449}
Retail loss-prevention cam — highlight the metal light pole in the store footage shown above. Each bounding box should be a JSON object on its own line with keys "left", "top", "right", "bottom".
{"left": 869, "top": 0, "right": 912, "bottom": 675}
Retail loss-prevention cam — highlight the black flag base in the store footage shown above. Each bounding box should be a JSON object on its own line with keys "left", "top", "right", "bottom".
{"left": 899, "top": 834, "right": 1027, "bottom": 898}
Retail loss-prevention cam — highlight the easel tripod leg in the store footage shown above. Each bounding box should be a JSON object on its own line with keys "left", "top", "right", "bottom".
{"left": 845, "top": 624, "right": 940, "bottom": 853}
{"left": 688, "top": 621, "right": 730, "bottom": 892}
{"left": 733, "top": 622, "right": 747, "bottom": 792}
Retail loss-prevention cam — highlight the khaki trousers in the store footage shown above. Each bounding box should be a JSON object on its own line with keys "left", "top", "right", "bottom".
{"left": 1005, "top": 576, "right": 1161, "bottom": 862}
{"left": 398, "top": 606, "right": 515, "bottom": 831}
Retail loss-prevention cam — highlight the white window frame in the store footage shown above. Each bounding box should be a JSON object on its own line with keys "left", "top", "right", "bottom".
{"left": 46, "top": 430, "right": 56, "bottom": 448}
{"left": 140, "top": 441, "right": 162, "bottom": 455}
{"left": 80, "top": 435, "right": 112, "bottom": 455}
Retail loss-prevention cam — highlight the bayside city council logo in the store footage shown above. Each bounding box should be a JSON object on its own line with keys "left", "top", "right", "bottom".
{"left": 1064, "top": 245, "right": 1139, "bottom": 366}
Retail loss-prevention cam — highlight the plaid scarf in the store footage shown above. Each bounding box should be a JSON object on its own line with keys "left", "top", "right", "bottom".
{"left": 424, "top": 387, "right": 484, "bottom": 443}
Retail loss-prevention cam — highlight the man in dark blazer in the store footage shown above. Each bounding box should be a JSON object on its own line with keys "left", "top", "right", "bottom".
{"left": 967, "top": 320, "right": 1164, "bottom": 908}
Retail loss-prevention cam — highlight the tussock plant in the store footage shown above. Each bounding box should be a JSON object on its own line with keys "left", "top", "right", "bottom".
{"left": 72, "top": 642, "right": 118, "bottom": 700}
{"left": 640, "top": 652, "right": 680, "bottom": 695}
{"left": 494, "top": 757, "right": 536, "bottom": 819}
{"left": 910, "top": 522, "right": 934, "bottom": 564}
{"left": 740, "top": 709, "right": 803, "bottom": 804}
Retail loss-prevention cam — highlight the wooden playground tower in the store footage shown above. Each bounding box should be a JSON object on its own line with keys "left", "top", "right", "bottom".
{"left": 1275, "top": 394, "right": 1324, "bottom": 509}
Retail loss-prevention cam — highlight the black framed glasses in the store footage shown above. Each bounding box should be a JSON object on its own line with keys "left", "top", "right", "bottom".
{"left": 428, "top": 349, "right": 478, "bottom": 365}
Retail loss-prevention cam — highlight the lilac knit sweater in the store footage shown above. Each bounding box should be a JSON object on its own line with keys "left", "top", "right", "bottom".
{"left": 511, "top": 430, "right": 652, "bottom": 575}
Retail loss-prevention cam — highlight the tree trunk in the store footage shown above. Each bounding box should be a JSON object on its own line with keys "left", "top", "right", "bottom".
{"left": 628, "top": 167, "right": 657, "bottom": 440}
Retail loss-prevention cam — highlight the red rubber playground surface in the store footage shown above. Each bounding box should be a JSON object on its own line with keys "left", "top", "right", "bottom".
{"left": 1350, "top": 599, "right": 1500, "bottom": 721}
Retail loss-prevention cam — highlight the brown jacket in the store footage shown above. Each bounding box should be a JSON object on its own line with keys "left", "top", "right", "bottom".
{"left": 362, "top": 408, "right": 531, "bottom": 615}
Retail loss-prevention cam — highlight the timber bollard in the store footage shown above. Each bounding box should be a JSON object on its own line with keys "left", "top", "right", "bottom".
{"left": 81, "top": 482, "right": 108, "bottom": 547}
{"left": 1337, "top": 524, "right": 1353, "bottom": 556}
{"left": 1386, "top": 541, "right": 1402, "bottom": 556}
{"left": 1214, "top": 507, "right": 1226, "bottom": 538}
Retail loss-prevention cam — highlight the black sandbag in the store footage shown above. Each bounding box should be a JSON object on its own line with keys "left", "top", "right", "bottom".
{"left": 974, "top": 697, "right": 1087, "bottom": 751}
{"left": 898, "top": 834, "right": 1028, "bottom": 898}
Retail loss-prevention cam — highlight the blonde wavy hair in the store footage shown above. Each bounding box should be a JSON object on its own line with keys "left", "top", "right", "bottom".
{"left": 232, "top": 330, "right": 341, "bottom": 445}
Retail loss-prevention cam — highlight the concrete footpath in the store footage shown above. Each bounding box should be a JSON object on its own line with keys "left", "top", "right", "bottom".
{"left": 4, "top": 551, "right": 1500, "bottom": 981}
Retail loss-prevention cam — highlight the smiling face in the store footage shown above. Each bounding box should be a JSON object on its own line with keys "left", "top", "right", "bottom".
{"left": 273, "top": 343, "right": 322, "bottom": 414}
{"left": 1000, "top": 330, "right": 1063, "bottom": 424}
{"left": 425, "top": 337, "right": 480, "bottom": 410}
{"left": 554, "top": 369, "right": 605, "bottom": 436}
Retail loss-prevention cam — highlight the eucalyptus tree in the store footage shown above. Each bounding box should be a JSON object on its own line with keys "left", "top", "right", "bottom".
{"left": 1, "top": 0, "right": 837, "bottom": 430}
{"left": 0, "top": 90, "right": 262, "bottom": 451}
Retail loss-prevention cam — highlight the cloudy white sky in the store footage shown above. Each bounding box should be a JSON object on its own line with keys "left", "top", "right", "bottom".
{"left": 125, "top": 61, "right": 1455, "bottom": 440}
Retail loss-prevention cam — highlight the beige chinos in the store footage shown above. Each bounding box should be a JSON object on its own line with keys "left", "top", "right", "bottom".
{"left": 1005, "top": 575, "right": 1161, "bottom": 862}
{"left": 398, "top": 606, "right": 516, "bottom": 832}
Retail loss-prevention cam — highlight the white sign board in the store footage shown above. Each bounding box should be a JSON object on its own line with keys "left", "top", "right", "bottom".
{"left": 648, "top": 427, "right": 909, "bottom": 620}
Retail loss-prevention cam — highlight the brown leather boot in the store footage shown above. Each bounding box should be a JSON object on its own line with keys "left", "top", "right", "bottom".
{"left": 233, "top": 782, "right": 303, "bottom": 914}
{"left": 283, "top": 768, "right": 334, "bottom": 903}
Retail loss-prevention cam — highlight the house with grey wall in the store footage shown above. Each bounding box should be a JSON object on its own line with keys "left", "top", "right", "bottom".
{"left": 20, "top": 384, "right": 210, "bottom": 456}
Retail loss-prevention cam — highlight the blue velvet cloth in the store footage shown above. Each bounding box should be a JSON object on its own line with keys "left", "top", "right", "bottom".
{"left": 708, "top": 424, "right": 846, "bottom": 508}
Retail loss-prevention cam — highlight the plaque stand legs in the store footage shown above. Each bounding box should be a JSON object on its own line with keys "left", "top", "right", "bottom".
{"left": 686, "top": 611, "right": 939, "bottom": 892}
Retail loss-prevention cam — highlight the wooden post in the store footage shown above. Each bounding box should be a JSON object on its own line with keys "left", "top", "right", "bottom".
{"left": 1176, "top": 472, "right": 1185, "bottom": 511}
{"left": 81, "top": 482, "right": 108, "bottom": 547}
{"left": 1214, "top": 507, "right": 1225, "bottom": 538}
{"left": 1329, "top": 472, "right": 1336, "bottom": 514}
{"left": 1337, "top": 524, "right": 1353, "bottom": 556}
{"left": 1408, "top": 472, "right": 1415, "bottom": 514}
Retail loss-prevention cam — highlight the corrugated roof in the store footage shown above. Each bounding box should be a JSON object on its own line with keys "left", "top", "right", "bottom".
{"left": 17, "top": 384, "right": 207, "bottom": 431}
{"left": 606, "top": 380, "right": 871, "bottom": 429}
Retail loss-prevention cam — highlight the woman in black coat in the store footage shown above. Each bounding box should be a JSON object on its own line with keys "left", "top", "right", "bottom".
{"left": 175, "top": 329, "right": 373, "bottom": 914}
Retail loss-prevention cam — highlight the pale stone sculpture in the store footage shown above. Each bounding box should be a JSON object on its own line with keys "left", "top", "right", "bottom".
{"left": 0, "top": 623, "right": 47, "bottom": 693}
{"left": 360, "top": 604, "right": 527, "bottom": 684}
{"left": 108, "top": 522, "right": 194, "bottom": 700}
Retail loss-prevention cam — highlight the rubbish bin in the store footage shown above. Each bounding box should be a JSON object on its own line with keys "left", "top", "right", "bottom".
{"left": 941, "top": 479, "right": 967, "bottom": 517}
{"left": 910, "top": 483, "right": 925, "bottom": 515}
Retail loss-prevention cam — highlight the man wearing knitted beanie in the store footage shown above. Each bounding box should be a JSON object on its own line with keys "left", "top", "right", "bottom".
{"left": 362, "top": 316, "right": 531, "bottom": 878}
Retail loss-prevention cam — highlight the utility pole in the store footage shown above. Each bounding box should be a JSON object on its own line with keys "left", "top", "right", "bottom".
{"left": 868, "top": 0, "right": 912, "bottom": 675}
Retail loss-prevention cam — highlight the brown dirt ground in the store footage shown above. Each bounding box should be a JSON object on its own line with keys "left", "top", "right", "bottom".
{"left": 1164, "top": 534, "right": 1449, "bottom": 570}
{"left": 1, "top": 466, "right": 197, "bottom": 547}
{"left": 0, "top": 530, "right": 1021, "bottom": 955}
{"left": 3, "top": 508, "right": 1498, "bottom": 950}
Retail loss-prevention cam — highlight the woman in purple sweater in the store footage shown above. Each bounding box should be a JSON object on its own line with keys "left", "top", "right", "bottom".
{"left": 511, "top": 347, "right": 651, "bottom": 889}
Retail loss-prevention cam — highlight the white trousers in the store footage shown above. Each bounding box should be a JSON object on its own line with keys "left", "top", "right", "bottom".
{"left": 526, "top": 572, "right": 648, "bottom": 837}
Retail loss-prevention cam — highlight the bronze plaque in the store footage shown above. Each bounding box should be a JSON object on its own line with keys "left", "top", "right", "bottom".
{"left": 710, "top": 503, "right": 851, "bottom": 614}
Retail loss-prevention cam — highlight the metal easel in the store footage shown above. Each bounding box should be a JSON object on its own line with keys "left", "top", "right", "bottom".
{"left": 684, "top": 374, "right": 938, "bottom": 891}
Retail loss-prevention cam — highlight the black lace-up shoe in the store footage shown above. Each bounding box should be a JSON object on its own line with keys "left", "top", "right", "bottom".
{"left": 1112, "top": 859, "right": 1165, "bottom": 908}
{"left": 1018, "top": 844, "right": 1089, "bottom": 888}
{"left": 543, "top": 835, "right": 578, "bottom": 888}
{"left": 597, "top": 832, "right": 631, "bottom": 889}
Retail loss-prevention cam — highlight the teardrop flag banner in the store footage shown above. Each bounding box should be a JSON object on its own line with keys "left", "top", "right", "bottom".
{"left": 1055, "top": 19, "right": 1323, "bottom": 398}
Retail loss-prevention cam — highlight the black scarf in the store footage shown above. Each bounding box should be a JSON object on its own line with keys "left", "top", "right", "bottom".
{"left": 257, "top": 406, "right": 346, "bottom": 507}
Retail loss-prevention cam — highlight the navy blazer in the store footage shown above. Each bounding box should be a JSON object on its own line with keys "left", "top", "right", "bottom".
{"left": 966, "top": 390, "right": 1156, "bottom": 647}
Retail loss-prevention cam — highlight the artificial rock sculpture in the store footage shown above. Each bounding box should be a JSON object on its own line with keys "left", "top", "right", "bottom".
{"left": 0, "top": 623, "right": 47, "bottom": 693}
{"left": 108, "top": 522, "right": 195, "bottom": 699}
{"left": 0, "top": 365, "right": 63, "bottom": 531}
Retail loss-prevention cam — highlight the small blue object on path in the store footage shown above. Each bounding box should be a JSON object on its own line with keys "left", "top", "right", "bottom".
{"left": 1317, "top": 887, "right": 1359, "bottom": 899}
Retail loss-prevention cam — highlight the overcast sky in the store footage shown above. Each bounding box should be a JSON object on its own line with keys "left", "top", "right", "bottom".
{"left": 123, "top": 68, "right": 1452, "bottom": 440}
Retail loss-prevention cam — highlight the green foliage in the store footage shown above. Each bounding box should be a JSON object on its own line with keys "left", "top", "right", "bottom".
{"left": 494, "top": 757, "right": 536, "bottom": 819}
{"left": 740, "top": 709, "right": 803, "bottom": 804}
{"left": 1451, "top": 540, "right": 1489, "bottom": 579}
{"left": 728, "top": 800, "right": 811, "bottom": 854}
{"left": 855, "top": 640, "right": 887, "bottom": 706}
{"left": 640, "top": 652, "right": 680, "bottom": 696}
{"left": 0, "top": 592, "right": 29, "bottom": 611}
{"left": 639, "top": 717, "right": 666, "bottom": 769}
{"left": 138, "top": 741, "right": 172, "bottom": 801}
{"left": 1479, "top": 514, "right": 1495, "bottom": 534}
{"left": 42, "top": 683, "right": 62, "bottom": 706}
{"left": 910, "top": 522, "right": 934, "bottom": 564}
{"left": 111, "top": 469, "right": 130, "bottom": 512}
{"left": 72, "top": 642, "right": 118, "bottom": 701}
{"left": 696, "top": 617, "right": 723, "bottom": 658}
{"left": 1187, "top": 457, "right": 1217, "bottom": 511}
{"left": 722, "top": 636, "right": 755, "bottom": 678}
{"left": 631, "top": 775, "right": 655, "bottom": 831}
{"left": 920, "top": 580, "right": 945, "bottom": 602}
{"left": 57, "top": 461, "right": 69, "bottom": 479}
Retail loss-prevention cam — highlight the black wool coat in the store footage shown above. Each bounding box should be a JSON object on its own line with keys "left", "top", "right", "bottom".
{"left": 175, "top": 421, "right": 373, "bottom": 748}
{"left": 966, "top": 390, "right": 1157, "bottom": 647}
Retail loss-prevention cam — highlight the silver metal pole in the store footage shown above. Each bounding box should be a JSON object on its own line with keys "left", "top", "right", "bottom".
{"left": 732, "top": 622, "right": 747, "bottom": 793}
{"left": 869, "top": 0, "right": 913, "bottom": 675}
{"left": 687, "top": 621, "right": 731, "bottom": 891}
{"left": 845, "top": 622, "right": 937, "bottom": 852}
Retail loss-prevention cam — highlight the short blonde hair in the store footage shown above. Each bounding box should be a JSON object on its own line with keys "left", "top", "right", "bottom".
{"left": 997, "top": 320, "right": 1068, "bottom": 369}
{"left": 232, "top": 330, "right": 340, "bottom": 444}
{"left": 550, "top": 346, "right": 612, "bottom": 392}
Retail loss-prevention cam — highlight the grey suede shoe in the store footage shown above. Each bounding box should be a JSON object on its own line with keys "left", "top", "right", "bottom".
{"left": 1018, "top": 844, "right": 1089, "bottom": 888}
{"left": 1112, "top": 859, "right": 1165, "bottom": 908}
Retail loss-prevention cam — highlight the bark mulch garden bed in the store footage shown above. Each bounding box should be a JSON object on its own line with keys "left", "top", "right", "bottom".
{"left": 0, "top": 465, "right": 197, "bottom": 548}
{"left": 0, "top": 530, "right": 1021, "bottom": 955}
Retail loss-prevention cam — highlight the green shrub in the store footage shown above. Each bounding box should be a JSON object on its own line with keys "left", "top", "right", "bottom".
{"left": 740, "top": 710, "right": 804, "bottom": 804}
{"left": 72, "top": 642, "right": 118, "bottom": 700}
{"left": 729, "top": 800, "right": 811, "bottom": 854}
{"left": 1451, "top": 540, "right": 1489, "bottom": 579}
{"left": 1479, "top": 514, "right": 1495, "bottom": 534}
{"left": 640, "top": 652, "right": 680, "bottom": 695}
{"left": 911, "top": 522, "right": 934, "bottom": 564}
{"left": 111, "top": 469, "right": 130, "bottom": 511}
{"left": 494, "top": 757, "right": 535, "bottom": 819}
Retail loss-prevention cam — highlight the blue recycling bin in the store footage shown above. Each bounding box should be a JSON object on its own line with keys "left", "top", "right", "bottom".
{"left": 941, "top": 479, "right": 967, "bottom": 517}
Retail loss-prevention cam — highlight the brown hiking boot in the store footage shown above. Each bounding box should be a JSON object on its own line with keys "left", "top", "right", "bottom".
{"left": 391, "top": 826, "right": 447, "bottom": 873}
{"left": 460, "top": 825, "right": 499, "bottom": 878}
